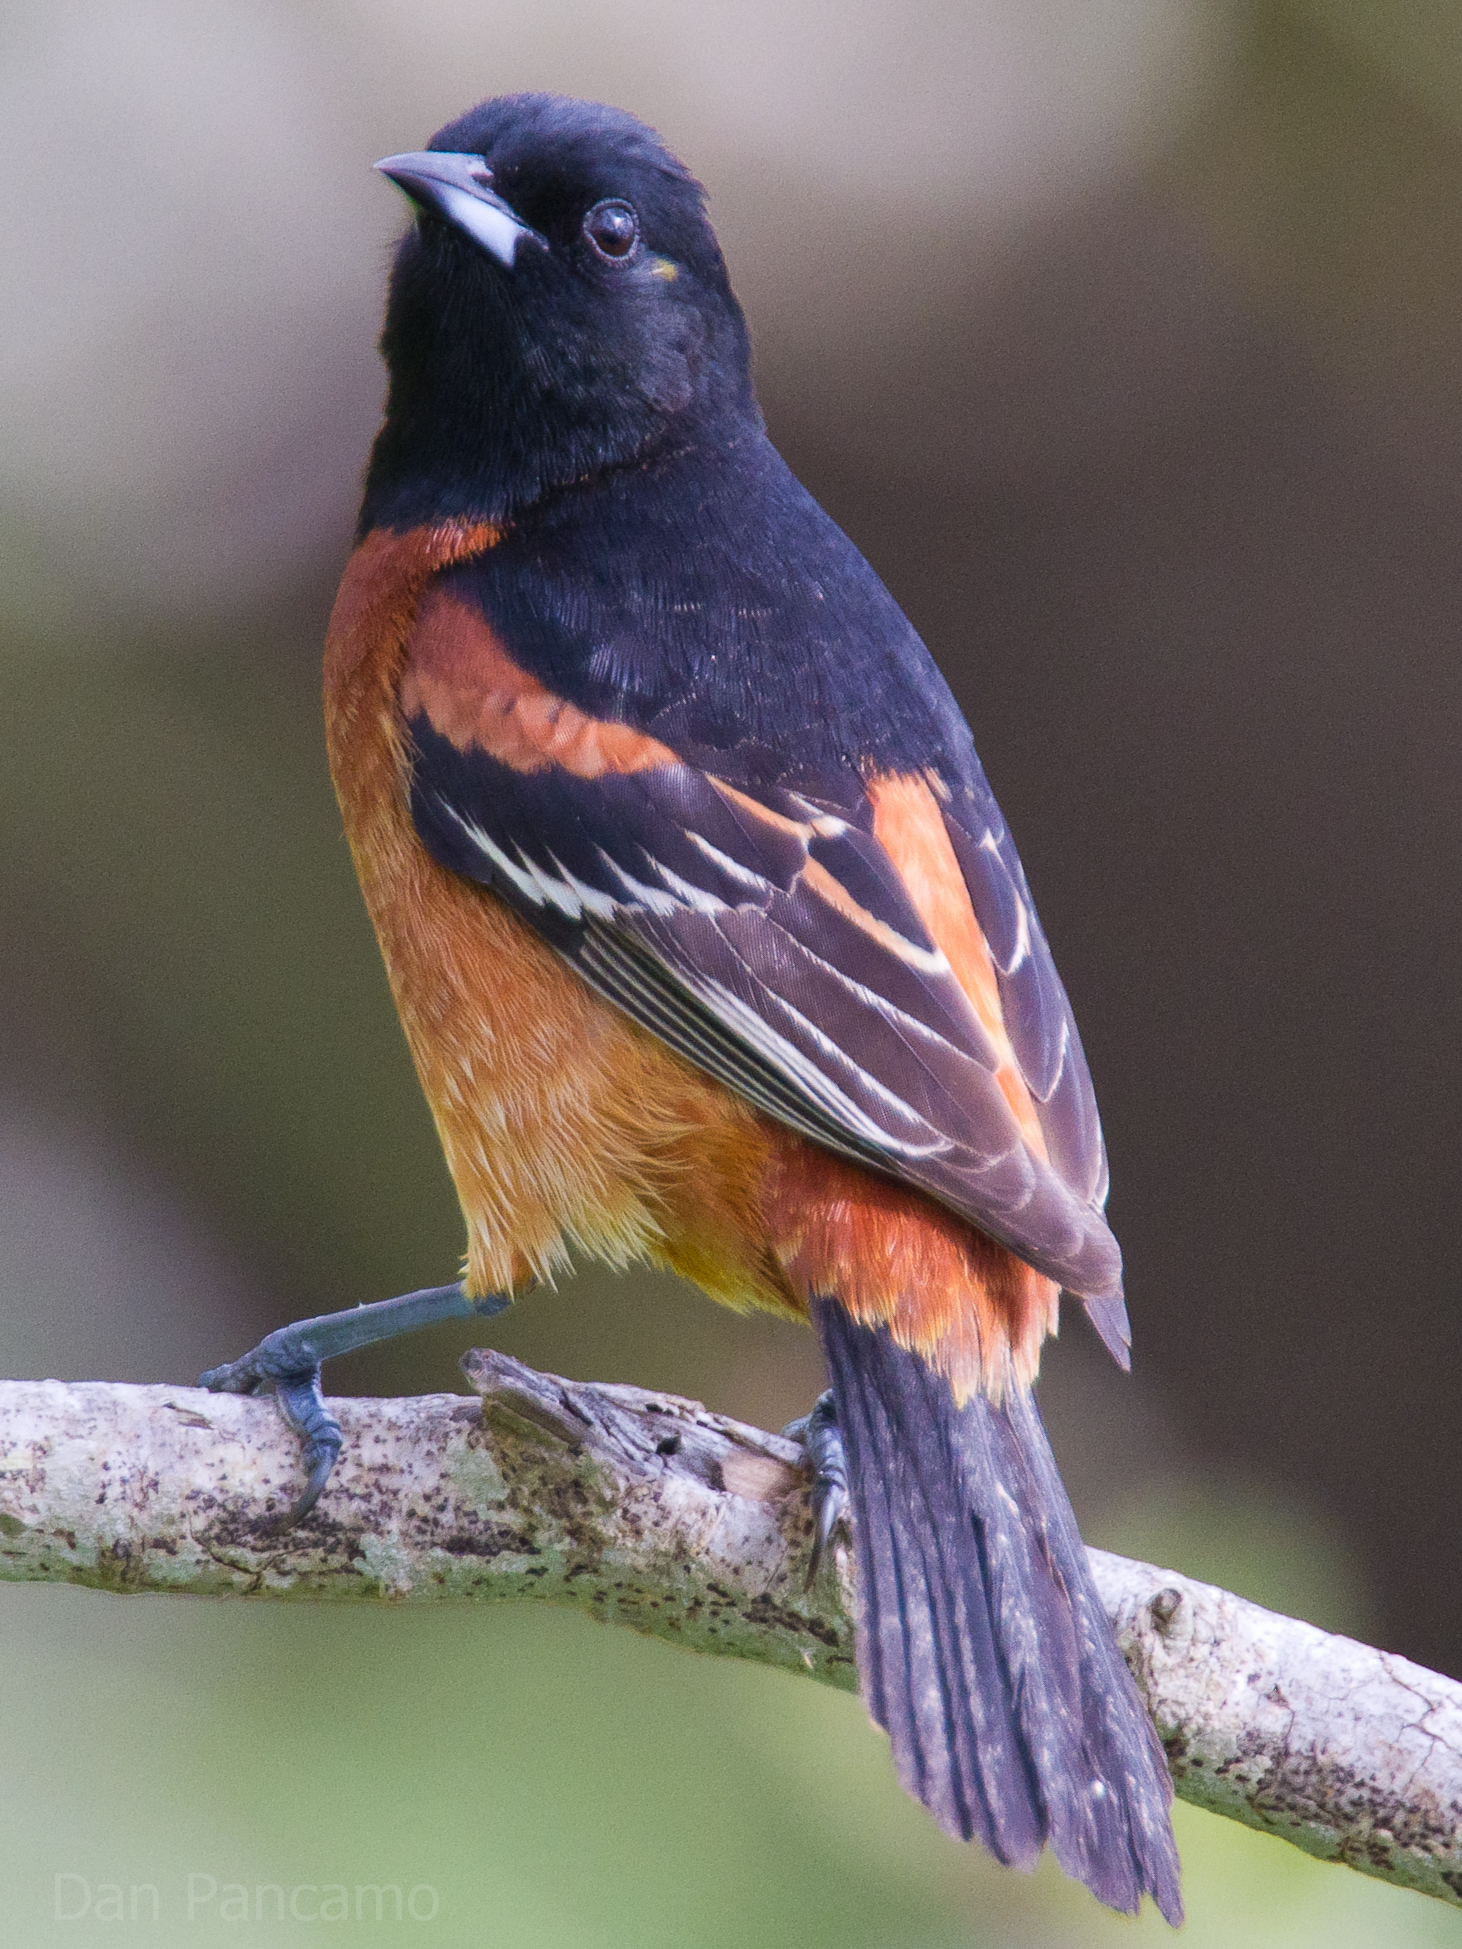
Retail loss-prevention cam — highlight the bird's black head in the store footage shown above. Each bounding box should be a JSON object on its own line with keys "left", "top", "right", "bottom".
{"left": 359, "top": 94, "right": 759, "bottom": 534}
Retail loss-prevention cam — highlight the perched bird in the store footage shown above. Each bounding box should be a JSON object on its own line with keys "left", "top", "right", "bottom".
{"left": 203, "top": 93, "right": 1181, "bottom": 1922}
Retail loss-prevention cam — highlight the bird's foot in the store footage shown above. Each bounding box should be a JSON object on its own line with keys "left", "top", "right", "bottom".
{"left": 200, "top": 1282, "right": 509, "bottom": 1529}
{"left": 201, "top": 1327, "right": 343, "bottom": 1529}
{"left": 782, "top": 1389, "right": 848, "bottom": 1585}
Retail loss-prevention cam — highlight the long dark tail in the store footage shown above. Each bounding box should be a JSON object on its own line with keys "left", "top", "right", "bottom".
{"left": 814, "top": 1299, "right": 1182, "bottom": 1925}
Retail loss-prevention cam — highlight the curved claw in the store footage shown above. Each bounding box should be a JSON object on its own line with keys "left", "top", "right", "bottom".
{"left": 784, "top": 1389, "right": 848, "bottom": 1587}
{"left": 269, "top": 1367, "right": 343, "bottom": 1529}
{"left": 201, "top": 1335, "right": 342, "bottom": 1527}
{"left": 273, "top": 1430, "right": 342, "bottom": 1530}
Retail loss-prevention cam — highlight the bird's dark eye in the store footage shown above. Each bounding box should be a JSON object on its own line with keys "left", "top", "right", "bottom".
{"left": 582, "top": 199, "right": 639, "bottom": 263}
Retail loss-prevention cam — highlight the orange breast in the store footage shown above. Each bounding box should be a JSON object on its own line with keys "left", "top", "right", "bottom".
{"left": 323, "top": 524, "right": 792, "bottom": 1316}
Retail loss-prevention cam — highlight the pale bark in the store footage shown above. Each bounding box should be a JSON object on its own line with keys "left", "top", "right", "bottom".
{"left": 1, "top": 1356, "right": 1458, "bottom": 1906}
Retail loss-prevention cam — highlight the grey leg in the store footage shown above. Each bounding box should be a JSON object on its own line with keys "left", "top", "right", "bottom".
{"left": 782, "top": 1389, "right": 847, "bottom": 1585}
{"left": 201, "top": 1282, "right": 511, "bottom": 1528}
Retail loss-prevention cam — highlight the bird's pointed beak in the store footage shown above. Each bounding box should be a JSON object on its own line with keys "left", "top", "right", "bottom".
{"left": 374, "top": 151, "right": 539, "bottom": 268}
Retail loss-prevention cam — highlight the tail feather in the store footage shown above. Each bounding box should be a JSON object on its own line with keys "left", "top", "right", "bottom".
{"left": 814, "top": 1299, "right": 1182, "bottom": 1925}
{"left": 848, "top": 1343, "right": 1046, "bottom": 1864}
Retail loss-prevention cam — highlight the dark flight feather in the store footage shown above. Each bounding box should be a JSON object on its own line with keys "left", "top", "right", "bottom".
{"left": 815, "top": 1300, "right": 1182, "bottom": 1923}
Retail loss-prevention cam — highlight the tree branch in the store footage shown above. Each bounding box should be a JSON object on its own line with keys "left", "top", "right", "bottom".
{"left": 2, "top": 1356, "right": 1459, "bottom": 1906}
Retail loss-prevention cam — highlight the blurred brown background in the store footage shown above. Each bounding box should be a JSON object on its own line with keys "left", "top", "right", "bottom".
{"left": 3, "top": 2, "right": 1461, "bottom": 1943}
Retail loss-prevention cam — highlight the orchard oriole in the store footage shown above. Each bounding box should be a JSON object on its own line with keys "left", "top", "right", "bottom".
{"left": 203, "top": 93, "right": 1181, "bottom": 1923}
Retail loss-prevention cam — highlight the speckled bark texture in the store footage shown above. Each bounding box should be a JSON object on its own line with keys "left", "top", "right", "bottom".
{"left": 0, "top": 1354, "right": 854, "bottom": 1688}
{"left": 2, "top": 1355, "right": 1459, "bottom": 1906}
{"left": 1089, "top": 1551, "right": 1462, "bottom": 1903}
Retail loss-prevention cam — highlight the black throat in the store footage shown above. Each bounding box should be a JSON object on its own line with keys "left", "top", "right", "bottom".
{"left": 357, "top": 219, "right": 759, "bottom": 538}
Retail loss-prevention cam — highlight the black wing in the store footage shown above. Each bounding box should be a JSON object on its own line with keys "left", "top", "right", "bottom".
{"left": 406, "top": 677, "right": 1125, "bottom": 1329}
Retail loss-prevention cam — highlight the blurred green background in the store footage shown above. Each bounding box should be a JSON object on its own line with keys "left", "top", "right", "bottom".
{"left": 4, "top": 0, "right": 1462, "bottom": 1941}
